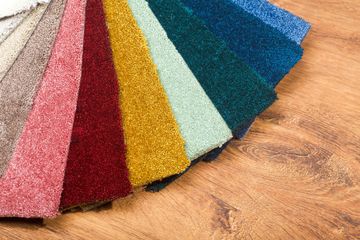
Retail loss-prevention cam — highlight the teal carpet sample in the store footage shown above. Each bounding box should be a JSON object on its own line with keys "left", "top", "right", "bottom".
{"left": 128, "top": 0, "right": 232, "bottom": 161}
{"left": 147, "top": 0, "right": 276, "bottom": 132}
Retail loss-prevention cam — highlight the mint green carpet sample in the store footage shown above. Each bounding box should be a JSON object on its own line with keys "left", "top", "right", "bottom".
{"left": 128, "top": 0, "right": 232, "bottom": 160}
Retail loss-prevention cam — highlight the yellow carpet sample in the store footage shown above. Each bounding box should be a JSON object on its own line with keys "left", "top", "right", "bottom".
{"left": 103, "top": 0, "right": 190, "bottom": 187}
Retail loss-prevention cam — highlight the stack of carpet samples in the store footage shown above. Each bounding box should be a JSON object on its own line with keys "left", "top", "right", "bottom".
{"left": 0, "top": 0, "right": 310, "bottom": 218}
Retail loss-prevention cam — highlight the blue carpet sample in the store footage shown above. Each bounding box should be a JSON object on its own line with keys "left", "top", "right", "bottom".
{"left": 230, "top": 0, "right": 310, "bottom": 44}
{"left": 180, "top": 0, "right": 304, "bottom": 87}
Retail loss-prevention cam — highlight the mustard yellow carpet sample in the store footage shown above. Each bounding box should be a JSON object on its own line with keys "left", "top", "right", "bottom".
{"left": 103, "top": 0, "right": 190, "bottom": 187}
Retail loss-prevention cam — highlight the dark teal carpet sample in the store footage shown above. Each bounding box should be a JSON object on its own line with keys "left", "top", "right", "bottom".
{"left": 147, "top": 0, "right": 276, "bottom": 132}
{"left": 180, "top": 0, "right": 304, "bottom": 87}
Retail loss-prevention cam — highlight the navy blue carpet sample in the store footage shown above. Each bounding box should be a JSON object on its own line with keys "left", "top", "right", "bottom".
{"left": 180, "top": 0, "right": 304, "bottom": 87}
{"left": 147, "top": 0, "right": 276, "bottom": 132}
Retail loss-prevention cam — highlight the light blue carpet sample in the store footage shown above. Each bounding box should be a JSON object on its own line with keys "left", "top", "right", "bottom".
{"left": 230, "top": 0, "right": 310, "bottom": 44}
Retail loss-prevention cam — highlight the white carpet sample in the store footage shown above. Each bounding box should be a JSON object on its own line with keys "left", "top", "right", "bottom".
{"left": 0, "top": 4, "right": 48, "bottom": 81}
{"left": 0, "top": 11, "right": 29, "bottom": 43}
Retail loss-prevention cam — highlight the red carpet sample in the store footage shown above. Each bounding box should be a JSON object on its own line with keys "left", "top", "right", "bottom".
{"left": 0, "top": 0, "right": 86, "bottom": 218}
{"left": 60, "top": 0, "right": 132, "bottom": 209}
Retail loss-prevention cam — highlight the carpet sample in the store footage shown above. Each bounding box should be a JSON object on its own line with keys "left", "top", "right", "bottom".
{"left": 0, "top": 11, "right": 29, "bottom": 43}
{"left": 103, "top": 0, "right": 190, "bottom": 187}
{"left": 0, "top": 0, "right": 50, "bottom": 19}
{"left": 147, "top": 0, "right": 276, "bottom": 132}
{"left": 0, "top": 0, "right": 65, "bottom": 177}
{"left": 0, "top": 4, "right": 48, "bottom": 81}
{"left": 60, "top": 0, "right": 132, "bottom": 209}
{"left": 0, "top": 0, "right": 85, "bottom": 218}
{"left": 180, "top": 0, "right": 304, "bottom": 87}
{"left": 128, "top": 0, "right": 232, "bottom": 161}
{"left": 230, "top": 0, "right": 310, "bottom": 44}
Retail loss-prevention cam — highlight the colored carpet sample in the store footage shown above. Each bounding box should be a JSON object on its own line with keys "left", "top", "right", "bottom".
{"left": 0, "top": 0, "right": 50, "bottom": 18}
{"left": 103, "top": 0, "right": 190, "bottom": 187}
{"left": 128, "top": 0, "right": 232, "bottom": 161}
{"left": 60, "top": 0, "right": 132, "bottom": 209}
{"left": 0, "top": 0, "right": 65, "bottom": 176}
{"left": 147, "top": 0, "right": 276, "bottom": 132}
{"left": 0, "top": 0, "right": 85, "bottom": 218}
{"left": 180, "top": 0, "right": 304, "bottom": 87}
{"left": 230, "top": 0, "right": 310, "bottom": 44}
{"left": 0, "top": 4, "right": 47, "bottom": 81}
{"left": 0, "top": 11, "right": 29, "bottom": 43}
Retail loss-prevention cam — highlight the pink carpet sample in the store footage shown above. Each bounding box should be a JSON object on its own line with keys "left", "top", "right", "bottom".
{"left": 0, "top": 0, "right": 86, "bottom": 218}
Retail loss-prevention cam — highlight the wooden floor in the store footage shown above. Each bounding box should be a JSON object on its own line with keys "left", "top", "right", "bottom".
{"left": 1, "top": 0, "right": 360, "bottom": 239}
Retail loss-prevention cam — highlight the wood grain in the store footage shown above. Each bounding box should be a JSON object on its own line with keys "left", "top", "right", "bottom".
{"left": 0, "top": 0, "right": 359, "bottom": 239}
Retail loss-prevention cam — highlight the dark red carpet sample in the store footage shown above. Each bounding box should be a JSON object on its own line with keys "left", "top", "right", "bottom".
{"left": 60, "top": 0, "right": 132, "bottom": 209}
